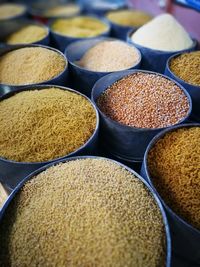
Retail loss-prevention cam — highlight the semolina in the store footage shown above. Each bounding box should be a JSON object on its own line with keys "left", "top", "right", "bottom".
{"left": 44, "top": 4, "right": 80, "bottom": 17}
{"left": 51, "top": 16, "right": 108, "bottom": 38}
{"left": 131, "top": 14, "right": 193, "bottom": 51}
{"left": 0, "top": 47, "right": 66, "bottom": 85}
{"left": 148, "top": 126, "right": 200, "bottom": 230}
{"left": 0, "top": 3, "right": 26, "bottom": 20}
{"left": 106, "top": 9, "right": 152, "bottom": 27}
{"left": 0, "top": 158, "right": 166, "bottom": 267}
{"left": 78, "top": 40, "right": 140, "bottom": 72}
{"left": 0, "top": 88, "right": 96, "bottom": 162}
{"left": 6, "top": 25, "right": 48, "bottom": 45}
{"left": 169, "top": 51, "right": 200, "bottom": 86}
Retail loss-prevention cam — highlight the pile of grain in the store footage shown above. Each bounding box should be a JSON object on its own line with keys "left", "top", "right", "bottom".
{"left": 0, "top": 3, "right": 26, "bottom": 20}
{"left": 97, "top": 72, "right": 189, "bottom": 128}
{"left": 44, "top": 4, "right": 80, "bottom": 17}
{"left": 106, "top": 9, "right": 152, "bottom": 27}
{"left": 0, "top": 47, "right": 66, "bottom": 85}
{"left": 6, "top": 25, "right": 48, "bottom": 45}
{"left": 131, "top": 14, "right": 193, "bottom": 51}
{"left": 0, "top": 88, "right": 96, "bottom": 162}
{"left": 78, "top": 40, "right": 140, "bottom": 72}
{"left": 148, "top": 126, "right": 200, "bottom": 230}
{"left": 0, "top": 158, "right": 166, "bottom": 267}
{"left": 170, "top": 51, "right": 200, "bottom": 86}
{"left": 51, "top": 16, "right": 108, "bottom": 38}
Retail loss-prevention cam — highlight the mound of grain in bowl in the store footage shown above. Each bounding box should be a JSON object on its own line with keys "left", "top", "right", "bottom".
{"left": 78, "top": 40, "right": 140, "bottom": 72}
{"left": 106, "top": 9, "right": 152, "bottom": 27}
{"left": 148, "top": 126, "right": 200, "bottom": 230}
{"left": 169, "top": 51, "right": 200, "bottom": 86}
{"left": 0, "top": 88, "right": 96, "bottom": 162}
{"left": 0, "top": 158, "right": 166, "bottom": 267}
{"left": 0, "top": 47, "right": 66, "bottom": 85}
{"left": 6, "top": 25, "right": 48, "bottom": 45}
{"left": 51, "top": 16, "right": 108, "bottom": 38}
{"left": 0, "top": 3, "right": 26, "bottom": 20}
{"left": 44, "top": 4, "right": 80, "bottom": 17}
{"left": 131, "top": 14, "right": 193, "bottom": 51}
{"left": 97, "top": 72, "right": 189, "bottom": 128}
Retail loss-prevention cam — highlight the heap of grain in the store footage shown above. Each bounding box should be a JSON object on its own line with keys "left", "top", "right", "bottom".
{"left": 44, "top": 4, "right": 80, "bottom": 17}
{"left": 0, "top": 3, "right": 26, "bottom": 20}
{"left": 0, "top": 158, "right": 166, "bottom": 267}
{"left": 51, "top": 16, "right": 108, "bottom": 38}
{"left": 78, "top": 40, "right": 140, "bottom": 72}
{"left": 148, "top": 126, "right": 200, "bottom": 230}
{"left": 6, "top": 25, "right": 48, "bottom": 45}
{"left": 0, "top": 47, "right": 66, "bottom": 85}
{"left": 0, "top": 88, "right": 96, "bottom": 162}
{"left": 97, "top": 72, "right": 190, "bottom": 129}
{"left": 131, "top": 14, "right": 193, "bottom": 51}
{"left": 169, "top": 51, "right": 200, "bottom": 86}
{"left": 106, "top": 9, "right": 152, "bottom": 27}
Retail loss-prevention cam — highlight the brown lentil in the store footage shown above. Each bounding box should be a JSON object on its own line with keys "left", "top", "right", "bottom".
{"left": 78, "top": 40, "right": 140, "bottom": 72}
{"left": 97, "top": 72, "right": 189, "bottom": 129}
{"left": 0, "top": 88, "right": 96, "bottom": 162}
{"left": 0, "top": 158, "right": 166, "bottom": 267}
{"left": 170, "top": 51, "right": 200, "bottom": 86}
{"left": 0, "top": 47, "right": 66, "bottom": 86}
{"left": 148, "top": 126, "right": 200, "bottom": 230}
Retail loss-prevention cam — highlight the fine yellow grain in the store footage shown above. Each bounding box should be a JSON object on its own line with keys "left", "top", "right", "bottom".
{"left": 44, "top": 4, "right": 80, "bottom": 17}
{"left": 0, "top": 47, "right": 66, "bottom": 85}
{"left": 0, "top": 3, "right": 25, "bottom": 19}
{"left": 51, "top": 16, "right": 108, "bottom": 37}
{"left": 78, "top": 40, "right": 140, "bottom": 72}
{"left": 148, "top": 127, "right": 200, "bottom": 230}
{"left": 6, "top": 25, "right": 47, "bottom": 44}
{"left": 0, "top": 158, "right": 166, "bottom": 267}
{"left": 0, "top": 88, "right": 96, "bottom": 162}
{"left": 106, "top": 9, "right": 152, "bottom": 27}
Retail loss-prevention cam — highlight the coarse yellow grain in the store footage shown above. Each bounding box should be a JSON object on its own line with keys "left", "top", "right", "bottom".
{"left": 0, "top": 158, "right": 166, "bottom": 267}
{"left": 148, "top": 127, "right": 200, "bottom": 230}
{"left": 0, "top": 47, "right": 66, "bottom": 85}
{"left": 0, "top": 88, "right": 96, "bottom": 162}
{"left": 6, "top": 25, "right": 48, "bottom": 45}
{"left": 0, "top": 3, "right": 25, "bottom": 19}
{"left": 51, "top": 16, "right": 108, "bottom": 37}
{"left": 106, "top": 9, "right": 152, "bottom": 27}
{"left": 170, "top": 51, "right": 200, "bottom": 86}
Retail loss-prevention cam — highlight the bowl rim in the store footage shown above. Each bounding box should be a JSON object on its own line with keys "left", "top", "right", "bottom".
{"left": 91, "top": 69, "right": 192, "bottom": 132}
{"left": 127, "top": 28, "right": 198, "bottom": 54}
{"left": 0, "top": 155, "right": 171, "bottom": 267}
{"left": 166, "top": 51, "right": 200, "bottom": 88}
{"left": 0, "top": 44, "right": 68, "bottom": 87}
{"left": 0, "top": 84, "right": 99, "bottom": 165}
{"left": 64, "top": 36, "right": 142, "bottom": 74}
{"left": 142, "top": 122, "right": 200, "bottom": 235}
{"left": 49, "top": 14, "right": 111, "bottom": 39}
